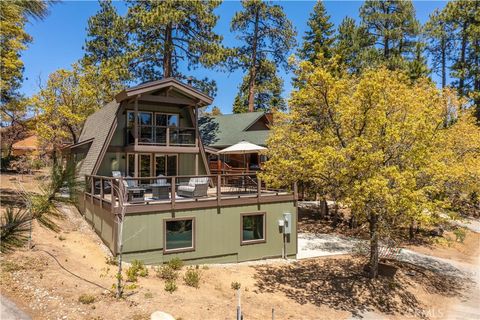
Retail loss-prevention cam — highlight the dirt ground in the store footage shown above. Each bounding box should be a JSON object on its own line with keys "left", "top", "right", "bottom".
{"left": 1, "top": 172, "right": 478, "bottom": 320}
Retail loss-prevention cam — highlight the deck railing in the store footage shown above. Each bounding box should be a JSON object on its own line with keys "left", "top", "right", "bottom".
{"left": 84, "top": 173, "right": 297, "bottom": 214}
{"left": 125, "top": 126, "right": 196, "bottom": 146}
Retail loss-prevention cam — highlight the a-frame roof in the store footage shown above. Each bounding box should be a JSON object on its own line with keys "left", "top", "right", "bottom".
{"left": 115, "top": 78, "right": 213, "bottom": 106}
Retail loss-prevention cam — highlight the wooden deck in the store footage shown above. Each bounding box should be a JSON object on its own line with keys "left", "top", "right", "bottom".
{"left": 84, "top": 174, "right": 297, "bottom": 214}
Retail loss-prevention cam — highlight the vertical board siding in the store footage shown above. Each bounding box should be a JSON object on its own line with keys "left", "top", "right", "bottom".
{"left": 120, "top": 202, "right": 297, "bottom": 264}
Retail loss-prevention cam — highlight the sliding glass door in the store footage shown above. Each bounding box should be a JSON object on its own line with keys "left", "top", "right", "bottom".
{"left": 155, "top": 154, "right": 177, "bottom": 177}
{"left": 127, "top": 153, "right": 177, "bottom": 178}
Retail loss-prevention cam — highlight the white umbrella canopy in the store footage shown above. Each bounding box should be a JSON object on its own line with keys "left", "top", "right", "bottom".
{"left": 217, "top": 140, "right": 267, "bottom": 154}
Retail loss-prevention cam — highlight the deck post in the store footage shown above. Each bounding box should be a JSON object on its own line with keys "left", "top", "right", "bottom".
{"left": 100, "top": 177, "right": 104, "bottom": 209}
{"left": 171, "top": 176, "right": 176, "bottom": 210}
{"left": 134, "top": 96, "right": 139, "bottom": 146}
{"left": 111, "top": 178, "right": 115, "bottom": 213}
{"left": 217, "top": 174, "right": 221, "bottom": 207}
{"left": 257, "top": 176, "right": 261, "bottom": 198}
{"left": 91, "top": 177, "right": 94, "bottom": 204}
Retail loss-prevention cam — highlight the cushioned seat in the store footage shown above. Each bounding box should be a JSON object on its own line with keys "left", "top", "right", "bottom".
{"left": 177, "top": 177, "right": 209, "bottom": 198}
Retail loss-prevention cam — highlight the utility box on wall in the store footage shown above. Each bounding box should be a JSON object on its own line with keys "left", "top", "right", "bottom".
{"left": 283, "top": 213, "right": 292, "bottom": 234}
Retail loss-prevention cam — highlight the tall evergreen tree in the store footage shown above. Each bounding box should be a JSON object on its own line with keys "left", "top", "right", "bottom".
{"left": 230, "top": 0, "right": 296, "bottom": 112}
{"left": 334, "top": 17, "right": 378, "bottom": 74}
{"left": 443, "top": 0, "right": 480, "bottom": 119}
{"left": 423, "top": 9, "right": 454, "bottom": 88}
{"left": 81, "top": 0, "right": 129, "bottom": 103}
{"left": 360, "top": 0, "right": 425, "bottom": 74}
{"left": 125, "top": 0, "right": 227, "bottom": 96}
{"left": 298, "top": 1, "right": 335, "bottom": 63}
{"left": 82, "top": 0, "right": 127, "bottom": 68}
{"left": 232, "top": 60, "right": 286, "bottom": 113}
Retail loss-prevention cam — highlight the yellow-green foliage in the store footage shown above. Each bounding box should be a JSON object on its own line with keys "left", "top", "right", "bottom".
{"left": 164, "top": 280, "right": 177, "bottom": 293}
{"left": 263, "top": 63, "right": 480, "bottom": 238}
{"left": 126, "top": 260, "right": 148, "bottom": 282}
{"left": 156, "top": 265, "right": 178, "bottom": 281}
{"left": 183, "top": 267, "right": 200, "bottom": 288}
{"left": 167, "top": 257, "right": 184, "bottom": 270}
{"left": 78, "top": 294, "right": 95, "bottom": 304}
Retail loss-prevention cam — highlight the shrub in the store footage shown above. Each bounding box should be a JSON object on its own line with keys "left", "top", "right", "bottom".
{"left": 453, "top": 228, "right": 467, "bottom": 243}
{"left": 165, "top": 280, "right": 177, "bottom": 293}
{"left": 78, "top": 294, "right": 95, "bottom": 304}
{"left": 144, "top": 292, "right": 153, "bottom": 299}
{"left": 105, "top": 256, "right": 118, "bottom": 266}
{"left": 156, "top": 265, "right": 178, "bottom": 281}
{"left": 126, "top": 260, "right": 148, "bottom": 282}
{"left": 167, "top": 257, "right": 184, "bottom": 270}
{"left": 58, "top": 235, "right": 66, "bottom": 241}
{"left": 231, "top": 281, "right": 241, "bottom": 290}
{"left": 183, "top": 267, "right": 200, "bottom": 288}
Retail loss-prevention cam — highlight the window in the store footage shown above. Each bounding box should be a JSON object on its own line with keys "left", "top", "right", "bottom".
{"left": 155, "top": 154, "right": 177, "bottom": 176}
{"left": 164, "top": 218, "right": 195, "bottom": 253}
{"left": 155, "top": 113, "right": 179, "bottom": 127}
{"left": 241, "top": 213, "right": 266, "bottom": 245}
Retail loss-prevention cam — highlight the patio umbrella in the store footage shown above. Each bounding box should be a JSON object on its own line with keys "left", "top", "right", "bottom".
{"left": 218, "top": 141, "right": 267, "bottom": 172}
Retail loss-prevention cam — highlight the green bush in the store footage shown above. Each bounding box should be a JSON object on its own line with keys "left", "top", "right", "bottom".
{"left": 156, "top": 265, "right": 178, "bottom": 281}
{"left": 105, "top": 256, "right": 118, "bottom": 266}
{"left": 183, "top": 267, "right": 200, "bottom": 288}
{"left": 167, "top": 257, "right": 184, "bottom": 270}
{"left": 78, "top": 294, "right": 95, "bottom": 304}
{"left": 231, "top": 281, "right": 241, "bottom": 290}
{"left": 126, "top": 260, "right": 148, "bottom": 282}
{"left": 165, "top": 280, "right": 177, "bottom": 293}
{"left": 453, "top": 228, "right": 467, "bottom": 243}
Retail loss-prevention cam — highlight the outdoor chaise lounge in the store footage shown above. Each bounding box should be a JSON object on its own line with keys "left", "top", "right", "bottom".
{"left": 177, "top": 177, "right": 209, "bottom": 198}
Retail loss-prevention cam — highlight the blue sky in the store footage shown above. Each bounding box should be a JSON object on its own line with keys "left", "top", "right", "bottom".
{"left": 21, "top": 0, "right": 447, "bottom": 114}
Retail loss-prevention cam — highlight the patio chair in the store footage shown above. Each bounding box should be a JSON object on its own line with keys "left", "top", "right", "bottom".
{"left": 122, "top": 175, "right": 145, "bottom": 203}
{"left": 177, "top": 177, "right": 209, "bottom": 198}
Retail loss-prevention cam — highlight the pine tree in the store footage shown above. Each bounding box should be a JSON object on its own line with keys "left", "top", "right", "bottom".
{"left": 423, "top": 8, "right": 454, "bottom": 88}
{"left": 298, "top": 1, "right": 335, "bottom": 63}
{"left": 125, "top": 0, "right": 227, "bottom": 96}
{"left": 230, "top": 0, "right": 296, "bottom": 112}
{"left": 443, "top": 0, "right": 480, "bottom": 119}
{"left": 82, "top": 0, "right": 127, "bottom": 68}
{"left": 334, "top": 17, "right": 378, "bottom": 74}
{"left": 360, "top": 0, "right": 425, "bottom": 74}
{"left": 233, "top": 60, "right": 286, "bottom": 113}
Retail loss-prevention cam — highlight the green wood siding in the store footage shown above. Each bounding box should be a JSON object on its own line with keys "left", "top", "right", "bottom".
{"left": 120, "top": 201, "right": 297, "bottom": 265}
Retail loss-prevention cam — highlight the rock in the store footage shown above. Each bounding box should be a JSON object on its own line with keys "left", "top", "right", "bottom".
{"left": 151, "top": 311, "right": 176, "bottom": 320}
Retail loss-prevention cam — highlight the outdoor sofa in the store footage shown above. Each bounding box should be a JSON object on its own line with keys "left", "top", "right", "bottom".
{"left": 177, "top": 177, "right": 209, "bottom": 198}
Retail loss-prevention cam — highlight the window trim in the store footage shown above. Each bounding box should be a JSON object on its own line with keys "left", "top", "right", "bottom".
{"left": 240, "top": 212, "right": 266, "bottom": 245}
{"left": 163, "top": 217, "right": 196, "bottom": 254}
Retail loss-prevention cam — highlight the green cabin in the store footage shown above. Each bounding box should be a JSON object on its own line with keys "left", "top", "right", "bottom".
{"left": 68, "top": 78, "right": 297, "bottom": 265}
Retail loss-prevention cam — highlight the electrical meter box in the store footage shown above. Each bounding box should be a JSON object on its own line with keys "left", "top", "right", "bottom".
{"left": 283, "top": 213, "right": 292, "bottom": 234}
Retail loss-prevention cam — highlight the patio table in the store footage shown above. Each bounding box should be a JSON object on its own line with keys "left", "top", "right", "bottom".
{"left": 150, "top": 183, "right": 171, "bottom": 200}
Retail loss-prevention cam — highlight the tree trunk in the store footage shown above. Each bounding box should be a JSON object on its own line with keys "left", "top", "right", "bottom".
{"left": 369, "top": 212, "right": 379, "bottom": 279}
{"left": 163, "top": 22, "right": 173, "bottom": 78}
{"left": 247, "top": 9, "right": 260, "bottom": 113}
{"left": 458, "top": 23, "right": 467, "bottom": 96}
{"left": 409, "top": 220, "right": 416, "bottom": 240}
{"left": 441, "top": 36, "right": 446, "bottom": 89}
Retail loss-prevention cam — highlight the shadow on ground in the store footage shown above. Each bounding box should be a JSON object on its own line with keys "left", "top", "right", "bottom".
{"left": 253, "top": 257, "right": 466, "bottom": 318}
{"left": 0, "top": 188, "right": 28, "bottom": 208}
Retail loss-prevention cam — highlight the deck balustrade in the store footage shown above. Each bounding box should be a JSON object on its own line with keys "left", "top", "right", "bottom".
{"left": 84, "top": 173, "right": 297, "bottom": 214}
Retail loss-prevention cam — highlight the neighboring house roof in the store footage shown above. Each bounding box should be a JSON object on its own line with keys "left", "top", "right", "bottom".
{"left": 12, "top": 135, "right": 38, "bottom": 151}
{"left": 199, "top": 112, "right": 271, "bottom": 149}
{"left": 75, "top": 101, "right": 120, "bottom": 177}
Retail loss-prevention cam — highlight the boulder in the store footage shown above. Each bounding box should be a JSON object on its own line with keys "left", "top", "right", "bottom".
{"left": 151, "top": 311, "right": 175, "bottom": 320}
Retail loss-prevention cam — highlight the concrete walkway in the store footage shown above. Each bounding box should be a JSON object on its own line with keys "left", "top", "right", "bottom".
{"left": 298, "top": 215, "right": 480, "bottom": 320}
{"left": 0, "top": 295, "right": 31, "bottom": 320}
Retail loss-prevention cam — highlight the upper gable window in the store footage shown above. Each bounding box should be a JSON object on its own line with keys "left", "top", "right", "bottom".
{"left": 155, "top": 113, "right": 178, "bottom": 127}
